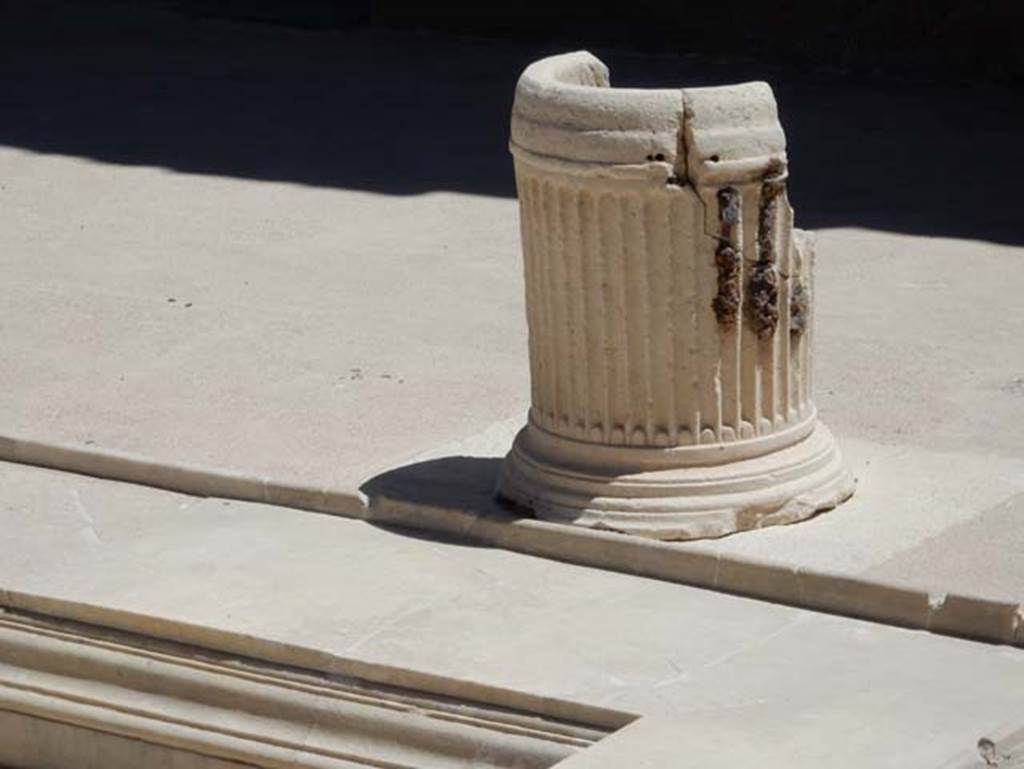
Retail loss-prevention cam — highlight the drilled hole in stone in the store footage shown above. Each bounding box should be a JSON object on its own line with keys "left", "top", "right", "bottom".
{"left": 654, "top": 153, "right": 665, "bottom": 161}
{"left": 709, "top": 154, "right": 720, "bottom": 162}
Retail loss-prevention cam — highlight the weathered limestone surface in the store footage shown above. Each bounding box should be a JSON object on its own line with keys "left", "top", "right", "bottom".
{"left": 0, "top": 711, "right": 262, "bottom": 769}
{"left": 3, "top": 142, "right": 1021, "bottom": 636}
{"left": 0, "top": 610, "right": 596, "bottom": 769}
{"left": 2, "top": 11, "right": 1024, "bottom": 767}
{"left": 1, "top": 461, "right": 1023, "bottom": 768}
{"left": 497, "top": 53, "right": 853, "bottom": 539}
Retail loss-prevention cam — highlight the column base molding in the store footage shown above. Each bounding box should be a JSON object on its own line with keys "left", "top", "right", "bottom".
{"left": 496, "top": 421, "right": 854, "bottom": 541}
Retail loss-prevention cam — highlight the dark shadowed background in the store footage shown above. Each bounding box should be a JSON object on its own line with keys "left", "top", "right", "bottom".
{"left": 2, "top": 0, "right": 1021, "bottom": 243}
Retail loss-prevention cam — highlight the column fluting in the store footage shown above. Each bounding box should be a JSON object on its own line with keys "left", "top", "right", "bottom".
{"left": 497, "top": 52, "right": 854, "bottom": 540}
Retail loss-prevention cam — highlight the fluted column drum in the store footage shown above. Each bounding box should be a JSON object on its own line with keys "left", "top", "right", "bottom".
{"left": 496, "top": 52, "right": 854, "bottom": 540}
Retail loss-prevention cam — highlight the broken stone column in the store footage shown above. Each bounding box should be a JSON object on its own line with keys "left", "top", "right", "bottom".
{"left": 496, "top": 51, "right": 854, "bottom": 540}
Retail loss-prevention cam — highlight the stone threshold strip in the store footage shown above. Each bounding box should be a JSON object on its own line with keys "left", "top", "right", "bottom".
{"left": 0, "top": 603, "right": 623, "bottom": 769}
{"left": 0, "top": 434, "right": 368, "bottom": 518}
{"left": 364, "top": 492, "right": 1024, "bottom": 649}
{"left": 1, "top": 433, "right": 1022, "bottom": 649}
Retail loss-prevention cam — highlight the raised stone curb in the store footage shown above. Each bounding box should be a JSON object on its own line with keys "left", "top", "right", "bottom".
{"left": 0, "top": 434, "right": 365, "bottom": 519}
{"left": 2, "top": 434, "right": 1021, "bottom": 648}
{"left": 365, "top": 493, "right": 1024, "bottom": 648}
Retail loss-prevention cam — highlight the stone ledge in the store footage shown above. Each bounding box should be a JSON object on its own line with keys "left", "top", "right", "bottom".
{"left": 0, "top": 608, "right": 620, "bottom": 769}
{"left": 4, "top": 431, "right": 1022, "bottom": 649}
{"left": 365, "top": 491, "right": 1024, "bottom": 648}
{"left": 0, "top": 434, "right": 365, "bottom": 519}
{"left": 1, "top": 458, "right": 1021, "bottom": 768}
{"left": 0, "top": 592, "right": 630, "bottom": 737}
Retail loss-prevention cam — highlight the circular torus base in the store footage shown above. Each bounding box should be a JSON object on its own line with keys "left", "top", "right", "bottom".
{"left": 496, "top": 420, "right": 855, "bottom": 541}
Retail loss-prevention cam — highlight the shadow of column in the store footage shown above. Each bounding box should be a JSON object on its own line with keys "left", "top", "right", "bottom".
{"left": 359, "top": 455, "right": 528, "bottom": 543}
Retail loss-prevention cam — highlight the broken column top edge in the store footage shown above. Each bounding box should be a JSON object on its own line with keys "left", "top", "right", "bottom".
{"left": 510, "top": 50, "right": 788, "bottom": 185}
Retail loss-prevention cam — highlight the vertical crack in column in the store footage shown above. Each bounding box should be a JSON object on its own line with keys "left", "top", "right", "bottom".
{"left": 626, "top": 192, "right": 651, "bottom": 445}
{"left": 540, "top": 179, "right": 560, "bottom": 427}
{"left": 581, "top": 189, "right": 606, "bottom": 442}
{"left": 564, "top": 184, "right": 588, "bottom": 438}
{"left": 534, "top": 177, "right": 556, "bottom": 427}
{"left": 611, "top": 192, "right": 630, "bottom": 444}
{"left": 557, "top": 186, "right": 576, "bottom": 433}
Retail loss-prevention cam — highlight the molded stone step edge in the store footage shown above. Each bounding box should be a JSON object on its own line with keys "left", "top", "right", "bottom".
{"left": 0, "top": 598, "right": 633, "bottom": 737}
{"left": 0, "top": 608, "right": 623, "bottom": 769}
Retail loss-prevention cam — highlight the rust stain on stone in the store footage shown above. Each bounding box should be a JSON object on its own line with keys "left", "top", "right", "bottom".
{"left": 747, "top": 180, "right": 784, "bottom": 338}
{"left": 713, "top": 244, "right": 742, "bottom": 326}
{"left": 762, "top": 156, "right": 787, "bottom": 181}
{"left": 790, "top": 280, "right": 808, "bottom": 337}
{"left": 714, "top": 187, "right": 742, "bottom": 327}
{"left": 717, "top": 186, "right": 741, "bottom": 233}
{"left": 748, "top": 262, "right": 780, "bottom": 338}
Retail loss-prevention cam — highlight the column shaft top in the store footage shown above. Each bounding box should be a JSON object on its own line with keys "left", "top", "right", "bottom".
{"left": 510, "top": 51, "right": 788, "bottom": 185}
